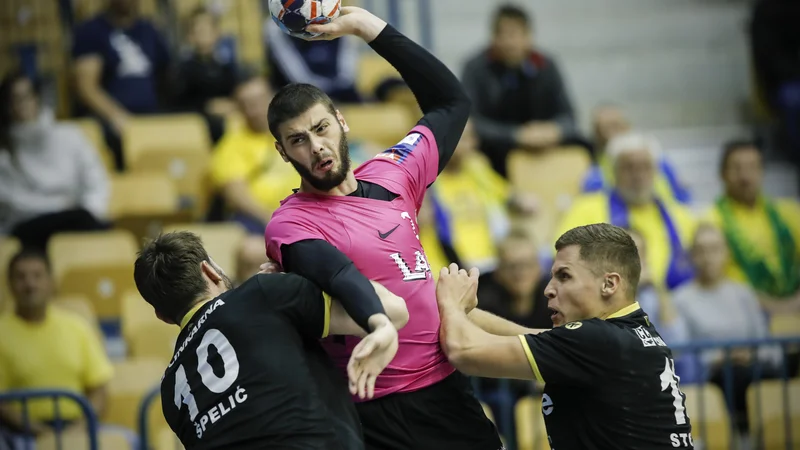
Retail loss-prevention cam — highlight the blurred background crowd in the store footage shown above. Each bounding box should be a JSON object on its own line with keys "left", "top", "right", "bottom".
{"left": 1, "top": 0, "right": 799, "bottom": 449}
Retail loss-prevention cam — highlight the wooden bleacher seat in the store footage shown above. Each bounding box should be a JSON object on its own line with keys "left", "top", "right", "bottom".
{"left": 123, "top": 114, "right": 212, "bottom": 220}
{"left": 36, "top": 428, "right": 133, "bottom": 450}
{"left": 0, "top": 237, "right": 21, "bottom": 313}
{"left": 103, "top": 357, "right": 165, "bottom": 431}
{"left": 514, "top": 396, "right": 550, "bottom": 450}
{"left": 48, "top": 230, "right": 138, "bottom": 322}
{"left": 356, "top": 55, "right": 401, "bottom": 99}
{"left": 770, "top": 313, "right": 800, "bottom": 337}
{"left": 121, "top": 291, "right": 178, "bottom": 363}
{"left": 108, "top": 173, "right": 184, "bottom": 242}
{"left": 72, "top": 0, "right": 159, "bottom": 22}
{"left": 155, "top": 427, "right": 185, "bottom": 450}
{"left": 339, "top": 104, "right": 416, "bottom": 151}
{"left": 162, "top": 222, "right": 246, "bottom": 276}
{"left": 506, "top": 147, "right": 592, "bottom": 248}
{"left": 68, "top": 118, "right": 115, "bottom": 174}
{"left": 747, "top": 379, "right": 800, "bottom": 450}
{"left": 680, "top": 384, "right": 732, "bottom": 450}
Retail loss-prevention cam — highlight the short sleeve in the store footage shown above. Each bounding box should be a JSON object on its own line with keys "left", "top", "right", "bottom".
{"left": 77, "top": 320, "right": 114, "bottom": 388}
{"left": 72, "top": 21, "right": 105, "bottom": 59}
{"left": 264, "top": 212, "right": 323, "bottom": 267}
{"left": 519, "top": 320, "right": 613, "bottom": 387}
{"left": 255, "top": 273, "right": 330, "bottom": 339}
{"left": 360, "top": 125, "right": 440, "bottom": 210}
{"left": 210, "top": 135, "right": 250, "bottom": 188}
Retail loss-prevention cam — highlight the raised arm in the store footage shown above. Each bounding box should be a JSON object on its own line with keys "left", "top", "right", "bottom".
{"left": 308, "top": 7, "right": 470, "bottom": 173}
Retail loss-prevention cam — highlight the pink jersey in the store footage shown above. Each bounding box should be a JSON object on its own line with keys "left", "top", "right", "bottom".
{"left": 264, "top": 125, "right": 454, "bottom": 401}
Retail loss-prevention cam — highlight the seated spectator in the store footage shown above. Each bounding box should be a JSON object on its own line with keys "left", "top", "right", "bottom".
{"left": 423, "top": 121, "right": 537, "bottom": 272}
{"left": 374, "top": 77, "right": 422, "bottom": 120}
{"left": 171, "top": 7, "right": 239, "bottom": 143}
{"left": 462, "top": 4, "right": 579, "bottom": 177}
{"left": 582, "top": 104, "right": 691, "bottom": 204}
{"left": 556, "top": 132, "right": 696, "bottom": 291}
{"left": 705, "top": 140, "right": 800, "bottom": 314}
{"left": 72, "top": 0, "right": 171, "bottom": 171}
{"left": 0, "top": 249, "right": 113, "bottom": 438}
{"left": 209, "top": 71, "right": 298, "bottom": 282}
{"left": 266, "top": 15, "right": 361, "bottom": 103}
{"left": 672, "top": 224, "right": 781, "bottom": 432}
{"left": 0, "top": 73, "right": 109, "bottom": 250}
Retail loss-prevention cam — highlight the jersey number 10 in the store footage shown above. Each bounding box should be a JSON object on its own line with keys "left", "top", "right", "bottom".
{"left": 174, "top": 329, "right": 241, "bottom": 421}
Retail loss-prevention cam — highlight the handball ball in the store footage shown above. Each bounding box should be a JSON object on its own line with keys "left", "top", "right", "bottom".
{"left": 269, "top": 0, "right": 342, "bottom": 39}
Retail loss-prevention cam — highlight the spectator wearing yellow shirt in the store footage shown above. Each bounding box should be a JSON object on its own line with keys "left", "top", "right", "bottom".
{"left": 419, "top": 121, "right": 537, "bottom": 273}
{"left": 210, "top": 72, "right": 299, "bottom": 281}
{"left": 0, "top": 249, "right": 113, "bottom": 436}
{"left": 581, "top": 105, "right": 691, "bottom": 204}
{"left": 705, "top": 140, "right": 800, "bottom": 314}
{"left": 556, "top": 132, "right": 696, "bottom": 291}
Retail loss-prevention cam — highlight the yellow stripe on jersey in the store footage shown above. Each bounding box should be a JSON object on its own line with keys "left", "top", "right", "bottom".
{"left": 606, "top": 301, "right": 641, "bottom": 320}
{"left": 322, "top": 292, "right": 332, "bottom": 338}
{"left": 518, "top": 335, "right": 544, "bottom": 383}
{"left": 180, "top": 300, "right": 212, "bottom": 330}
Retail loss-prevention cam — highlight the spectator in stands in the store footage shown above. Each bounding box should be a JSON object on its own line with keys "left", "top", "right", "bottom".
{"left": 72, "top": 0, "right": 171, "bottom": 171}
{"left": 210, "top": 70, "right": 297, "bottom": 282}
{"left": 374, "top": 77, "right": 422, "bottom": 120}
{"left": 0, "top": 73, "right": 109, "bottom": 250}
{"left": 0, "top": 249, "right": 113, "bottom": 437}
{"left": 266, "top": 15, "right": 362, "bottom": 103}
{"left": 462, "top": 4, "right": 579, "bottom": 177}
{"left": 673, "top": 224, "right": 781, "bottom": 432}
{"left": 422, "top": 121, "right": 538, "bottom": 273}
{"left": 705, "top": 140, "right": 800, "bottom": 314}
{"left": 750, "top": 0, "right": 800, "bottom": 167}
{"left": 556, "top": 132, "right": 696, "bottom": 291}
{"left": 581, "top": 104, "right": 691, "bottom": 204}
{"left": 172, "top": 7, "right": 239, "bottom": 143}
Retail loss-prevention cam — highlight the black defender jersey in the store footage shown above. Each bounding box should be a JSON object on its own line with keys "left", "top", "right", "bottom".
{"left": 519, "top": 302, "right": 694, "bottom": 450}
{"left": 160, "top": 273, "right": 363, "bottom": 450}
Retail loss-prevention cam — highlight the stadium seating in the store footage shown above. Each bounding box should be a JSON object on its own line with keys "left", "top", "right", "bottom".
{"left": 69, "top": 118, "right": 115, "bottom": 174}
{"left": 104, "top": 358, "right": 166, "bottom": 431}
{"left": 36, "top": 428, "right": 134, "bottom": 450}
{"left": 680, "top": 384, "right": 732, "bottom": 450}
{"left": 121, "top": 291, "right": 179, "bottom": 363}
{"left": 155, "top": 427, "right": 185, "bottom": 450}
{"left": 747, "top": 379, "right": 800, "bottom": 450}
{"left": 339, "top": 104, "right": 416, "bottom": 151}
{"left": 506, "top": 147, "right": 592, "bottom": 248}
{"left": 514, "top": 396, "right": 550, "bottom": 450}
{"left": 109, "top": 172, "right": 185, "bottom": 242}
{"left": 72, "top": 0, "right": 159, "bottom": 22}
{"left": 47, "top": 230, "right": 139, "bottom": 322}
{"left": 356, "top": 55, "right": 401, "bottom": 99}
{"left": 162, "top": 222, "right": 246, "bottom": 277}
{"left": 0, "top": 236, "right": 21, "bottom": 313}
{"left": 122, "top": 114, "right": 212, "bottom": 220}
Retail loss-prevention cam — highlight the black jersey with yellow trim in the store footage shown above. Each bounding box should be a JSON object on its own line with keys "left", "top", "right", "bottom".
{"left": 160, "top": 273, "right": 362, "bottom": 450}
{"left": 519, "top": 302, "right": 694, "bottom": 450}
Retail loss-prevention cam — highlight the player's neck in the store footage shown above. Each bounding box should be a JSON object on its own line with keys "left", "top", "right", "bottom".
{"left": 299, "top": 171, "right": 358, "bottom": 196}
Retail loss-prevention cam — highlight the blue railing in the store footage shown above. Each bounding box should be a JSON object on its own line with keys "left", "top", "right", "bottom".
{"left": 137, "top": 386, "right": 162, "bottom": 450}
{"left": 0, "top": 390, "right": 99, "bottom": 450}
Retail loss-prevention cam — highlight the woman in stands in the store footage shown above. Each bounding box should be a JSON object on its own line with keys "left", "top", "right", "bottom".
{"left": 0, "top": 72, "right": 110, "bottom": 250}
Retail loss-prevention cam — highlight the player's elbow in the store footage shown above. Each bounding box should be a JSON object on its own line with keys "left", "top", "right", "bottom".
{"left": 384, "top": 294, "right": 409, "bottom": 330}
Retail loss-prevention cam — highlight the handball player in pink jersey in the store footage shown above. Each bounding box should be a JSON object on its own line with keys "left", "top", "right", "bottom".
{"left": 262, "top": 6, "right": 507, "bottom": 450}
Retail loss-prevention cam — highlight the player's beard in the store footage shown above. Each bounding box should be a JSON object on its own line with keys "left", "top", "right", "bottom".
{"left": 287, "top": 131, "right": 352, "bottom": 192}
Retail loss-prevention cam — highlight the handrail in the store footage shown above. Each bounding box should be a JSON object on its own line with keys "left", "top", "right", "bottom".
{"left": 137, "top": 385, "right": 162, "bottom": 450}
{"left": 0, "top": 390, "right": 99, "bottom": 450}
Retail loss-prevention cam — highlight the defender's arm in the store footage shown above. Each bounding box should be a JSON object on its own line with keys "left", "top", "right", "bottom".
{"left": 329, "top": 281, "right": 409, "bottom": 337}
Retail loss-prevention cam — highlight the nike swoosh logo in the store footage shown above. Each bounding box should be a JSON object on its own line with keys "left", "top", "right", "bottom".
{"left": 378, "top": 224, "right": 400, "bottom": 240}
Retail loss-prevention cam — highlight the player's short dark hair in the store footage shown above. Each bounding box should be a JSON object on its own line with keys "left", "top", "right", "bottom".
{"left": 492, "top": 4, "right": 531, "bottom": 33}
{"left": 134, "top": 231, "right": 212, "bottom": 323}
{"left": 719, "top": 139, "right": 761, "bottom": 175}
{"left": 7, "top": 248, "right": 51, "bottom": 280}
{"left": 555, "top": 223, "right": 641, "bottom": 297}
{"left": 268, "top": 83, "right": 337, "bottom": 142}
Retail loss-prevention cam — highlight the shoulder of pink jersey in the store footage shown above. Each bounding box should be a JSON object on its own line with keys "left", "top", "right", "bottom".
{"left": 363, "top": 125, "right": 435, "bottom": 168}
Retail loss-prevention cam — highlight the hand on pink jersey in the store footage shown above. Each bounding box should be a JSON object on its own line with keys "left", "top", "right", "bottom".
{"left": 347, "top": 315, "right": 399, "bottom": 399}
{"left": 436, "top": 263, "right": 480, "bottom": 314}
{"left": 258, "top": 260, "right": 282, "bottom": 274}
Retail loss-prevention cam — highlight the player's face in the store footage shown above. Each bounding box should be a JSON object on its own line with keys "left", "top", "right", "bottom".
{"left": 9, "top": 257, "right": 53, "bottom": 312}
{"left": 492, "top": 17, "right": 531, "bottom": 66}
{"left": 723, "top": 147, "right": 762, "bottom": 205}
{"left": 545, "top": 245, "right": 605, "bottom": 327}
{"left": 614, "top": 149, "right": 656, "bottom": 205}
{"left": 690, "top": 227, "right": 728, "bottom": 282}
{"left": 276, "top": 102, "right": 352, "bottom": 192}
